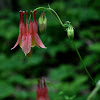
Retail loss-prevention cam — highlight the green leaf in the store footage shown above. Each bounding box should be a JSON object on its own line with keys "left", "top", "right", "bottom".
{"left": 88, "top": 43, "right": 100, "bottom": 53}
{"left": 49, "top": 65, "right": 75, "bottom": 80}
{"left": 0, "top": 81, "right": 14, "bottom": 99}
{"left": 83, "top": 54, "right": 97, "bottom": 67}
{"left": 14, "top": 90, "right": 28, "bottom": 99}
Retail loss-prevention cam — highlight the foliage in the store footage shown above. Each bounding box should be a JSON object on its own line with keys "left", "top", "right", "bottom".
{"left": 0, "top": 0, "right": 100, "bottom": 100}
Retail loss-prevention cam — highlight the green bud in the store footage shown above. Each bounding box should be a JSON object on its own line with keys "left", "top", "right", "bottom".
{"left": 39, "top": 13, "right": 47, "bottom": 34}
{"left": 67, "top": 26, "right": 74, "bottom": 40}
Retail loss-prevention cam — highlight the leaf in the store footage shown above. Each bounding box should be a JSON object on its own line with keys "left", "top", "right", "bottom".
{"left": 82, "top": 54, "right": 97, "bottom": 67}
{"left": 0, "top": 81, "right": 14, "bottom": 99}
{"left": 14, "top": 90, "right": 28, "bottom": 99}
{"left": 88, "top": 43, "right": 100, "bottom": 53}
{"left": 65, "top": 95, "right": 76, "bottom": 100}
{"left": 49, "top": 65, "right": 75, "bottom": 80}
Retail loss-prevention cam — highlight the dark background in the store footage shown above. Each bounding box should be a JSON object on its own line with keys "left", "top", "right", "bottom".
{"left": 0, "top": 0, "right": 100, "bottom": 100}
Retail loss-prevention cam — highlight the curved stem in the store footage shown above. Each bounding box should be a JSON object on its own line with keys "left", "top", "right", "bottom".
{"left": 71, "top": 40, "right": 96, "bottom": 85}
{"left": 35, "top": 7, "right": 59, "bottom": 23}
{"left": 87, "top": 86, "right": 99, "bottom": 100}
{"left": 31, "top": 7, "right": 64, "bottom": 27}
{"left": 29, "top": 6, "right": 95, "bottom": 85}
{"left": 48, "top": 8, "right": 64, "bottom": 26}
{"left": 46, "top": 9, "right": 62, "bottom": 25}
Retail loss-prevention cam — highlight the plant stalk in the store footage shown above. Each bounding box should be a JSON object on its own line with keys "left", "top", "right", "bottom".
{"left": 71, "top": 40, "right": 96, "bottom": 85}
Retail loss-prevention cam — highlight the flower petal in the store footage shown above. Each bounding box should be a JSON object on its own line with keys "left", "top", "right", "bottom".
{"left": 29, "top": 12, "right": 36, "bottom": 47}
{"left": 26, "top": 10, "right": 28, "bottom": 34}
{"left": 34, "top": 32, "right": 46, "bottom": 48}
{"left": 11, "top": 11, "right": 25, "bottom": 50}
{"left": 31, "top": 38, "right": 36, "bottom": 47}
{"left": 11, "top": 26, "right": 22, "bottom": 50}
{"left": 21, "top": 34, "right": 32, "bottom": 55}
{"left": 33, "top": 10, "right": 38, "bottom": 34}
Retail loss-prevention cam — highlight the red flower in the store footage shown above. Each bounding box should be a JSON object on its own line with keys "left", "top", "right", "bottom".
{"left": 11, "top": 10, "right": 46, "bottom": 55}
{"left": 37, "top": 78, "right": 49, "bottom": 100}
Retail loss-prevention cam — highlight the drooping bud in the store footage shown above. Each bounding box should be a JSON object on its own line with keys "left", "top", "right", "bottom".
{"left": 67, "top": 26, "right": 74, "bottom": 40}
{"left": 39, "top": 13, "right": 47, "bottom": 34}
{"left": 37, "top": 78, "right": 49, "bottom": 100}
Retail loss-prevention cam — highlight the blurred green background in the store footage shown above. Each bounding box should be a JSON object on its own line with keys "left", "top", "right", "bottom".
{"left": 0, "top": 0, "right": 100, "bottom": 100}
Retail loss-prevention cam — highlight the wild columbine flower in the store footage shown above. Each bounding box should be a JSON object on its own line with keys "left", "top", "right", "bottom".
{"left": 37, "top": 78, "right": 49, "bottom": 100}
{"left": 11, "top": 10, "right": 46, "bottom": 55}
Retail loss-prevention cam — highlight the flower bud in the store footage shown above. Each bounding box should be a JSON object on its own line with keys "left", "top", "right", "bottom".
{"left": 39, "top": 13, "right": 47, "bottom": 34}
{"left": 67, "top": 26, "right": 74, "bottom": 40}
{"left": 37, "top": 78, "right": 49, "bottom": 100}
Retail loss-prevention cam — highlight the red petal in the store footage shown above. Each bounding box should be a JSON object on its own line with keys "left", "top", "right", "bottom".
{"left": 32, "top": 10, "right": 46, "bottom": 48}
{"left": 11, "top": 24, "right": 22, "bottom": 50}
{"left": 37, "top": 86, "right": 41, "bottom": 100}
{"left": 26, "top": 10, "right": 28, "bottom": 34}
{"left": 21, "top": 34, "right": 32, "bottom": 55}
{"left": 29, "top": 15, "right": 36, "bottom": 47}
{"left": 11, "top": 33, "right": 21, "bottom": 50}
{"left": 29, "top": 23, "right": 36, "bottom": 47}
{"left": 11, "top": 11, "right": 25, "bottom": 50}
{"left": 33, "top": 10, "right": 38, "bottom": 34}
{"left": 44, "top": 86, "right": 49, "bottom": 100}
{"left": 34, "top": 32, "right": 46, "bottom": 48}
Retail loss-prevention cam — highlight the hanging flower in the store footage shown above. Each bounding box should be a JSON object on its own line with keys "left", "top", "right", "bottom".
{"left": 11, "top": 10, "right": 46, "bottom": 56}
{"left": 37, "top": 78, "right": 49, "bottom": 100}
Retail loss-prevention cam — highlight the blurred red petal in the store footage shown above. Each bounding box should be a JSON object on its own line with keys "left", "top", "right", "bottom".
{"left": 37, "top": 79, "right": 49, "bottom": 100}
{"left": 44, "top": 86, "right": 49, "bottom": 100}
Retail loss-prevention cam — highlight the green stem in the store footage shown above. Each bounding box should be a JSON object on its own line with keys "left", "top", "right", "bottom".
{"left": 87, "top": 86, "right": 99, "bottom": 100}
{"left": 48, "top": 8, "right": 64, "bottom": 26}
{"left": 71, "top": 40, "right": 96, "bottom": 85}
{"left": 32, "top": 7, "right": 64, "bottom": 27}
{"left": 35, "top": 7, "right": 59, "bottom": 23}
{"left": 29, "top": 6, "right": 95, "bottom": 85}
